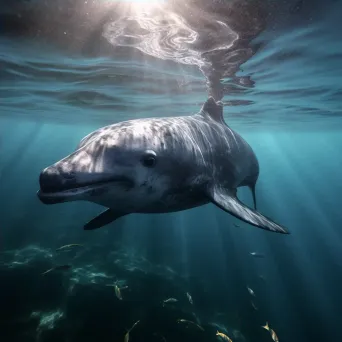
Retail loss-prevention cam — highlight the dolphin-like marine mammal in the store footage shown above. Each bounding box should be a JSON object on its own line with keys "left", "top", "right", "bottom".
{"left": 37, "top": 97, "right": 288, "bottom": 234}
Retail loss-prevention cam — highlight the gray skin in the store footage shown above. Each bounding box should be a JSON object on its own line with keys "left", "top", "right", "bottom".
{"left": 37, "top": 97, "right": 288, "bottom": 233}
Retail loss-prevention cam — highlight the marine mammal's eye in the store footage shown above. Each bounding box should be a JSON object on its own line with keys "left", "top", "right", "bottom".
{"left": 141, "top": 150, "right": 157, "bottom": 168}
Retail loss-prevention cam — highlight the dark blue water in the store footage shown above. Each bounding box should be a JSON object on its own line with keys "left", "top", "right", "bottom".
{"left": 1, "top": 1, "right": 342, "bottom": 342}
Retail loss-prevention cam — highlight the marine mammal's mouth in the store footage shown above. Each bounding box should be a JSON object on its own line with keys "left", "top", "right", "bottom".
{"left": 37, "top": 176, "right": 134, "bottom": 205}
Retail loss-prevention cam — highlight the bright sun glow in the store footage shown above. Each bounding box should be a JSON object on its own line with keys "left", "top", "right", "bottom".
{"left": 110, "top": 0, "right": 166, "bottom": 14}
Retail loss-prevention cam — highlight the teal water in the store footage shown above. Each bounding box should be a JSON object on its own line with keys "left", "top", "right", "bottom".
{"left": 1, "top": 1, "right": 342, "bottom": 342}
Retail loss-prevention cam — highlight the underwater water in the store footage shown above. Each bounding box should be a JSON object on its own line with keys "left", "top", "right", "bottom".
{"left": 1, "top": 0, "right": 342, "bottom": 341}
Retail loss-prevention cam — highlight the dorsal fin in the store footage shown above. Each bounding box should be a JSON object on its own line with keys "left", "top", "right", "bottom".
{"left": 200, "top": 97, "right": 224, "bottom": 124}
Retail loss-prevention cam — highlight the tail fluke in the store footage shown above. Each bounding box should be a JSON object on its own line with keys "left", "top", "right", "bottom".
{"left": 249, "top": 184, "right": 257, "bottom": 210}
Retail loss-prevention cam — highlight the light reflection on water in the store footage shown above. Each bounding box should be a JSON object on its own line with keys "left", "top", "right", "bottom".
{"left": 0, "top": 0, "right": 341, "bottom": 128}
